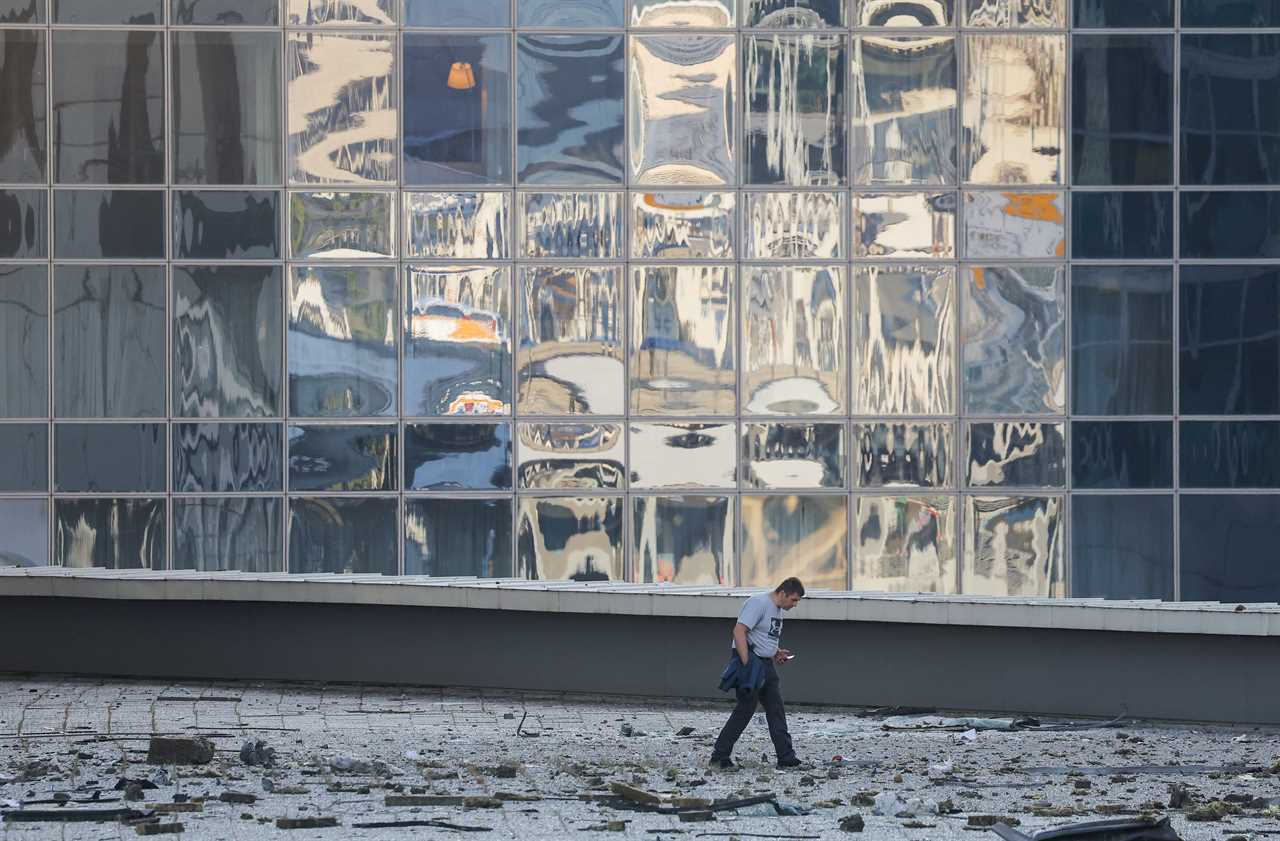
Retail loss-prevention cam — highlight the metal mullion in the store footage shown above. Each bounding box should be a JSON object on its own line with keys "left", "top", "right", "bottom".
{"left": 1172, "top": 1, "right": 1181, "bottom": 602}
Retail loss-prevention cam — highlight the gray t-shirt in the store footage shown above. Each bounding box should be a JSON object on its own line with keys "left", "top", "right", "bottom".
{"left": 732, "top": 592, "right": 784, "bottom": 658}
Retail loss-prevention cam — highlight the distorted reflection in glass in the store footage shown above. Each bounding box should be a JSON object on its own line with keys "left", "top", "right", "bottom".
{"left": 852, "top": 0, "right": 954, "bottom": 27}
{"left": 53, "top": 1, "right": 159, "bottom": 26}
{"left": 851, "top": 265, "right": 954, "bottom": 415}
{"left": 962, "top": 266, "right": 1065, "bottom": 414}
{"left": 1072, "top": 266, "right": 1172, "bottom": 416}
{"left": 0, "top": 29, "right": 45, "bottom": 182}
{"left": 963, "top": 34, "right": 1065, "bottom": 185}
{"left": 853, "top": 422, "right": 952, "bottom": 488}
{"left": 174, "top": 422, "right": 283, "bottom": 492}
{"left": 55, "top": 498, "right": 165, "bottom": 569}
{"left": 743, "top": 266, "right": 846, "bottom": 415}
{"left": 964, "top": 191, "right": 1064, "bottom": 258}
{"left": 853, "top": 496, "right": 956, "bottom": 593}
{"left": 967, "top": 421, "right": 1066, "bottom": 488}
{"left": 290, "top": 191, "right": 395, "bottom": 259}
{"left": 741, "top": 422, "right": 846, "bottom": 489}
{"left": 173, "top": 0, "right": 280, "bottom": 24}
{"left": 0, "top": 424, "right": 45, "bottom": 492}
{"left": 404, "top": 33, "right": 511, "bottom": 186}
{"left": 0, "top": 190, "right": 46, "bottom": 258}
{"left": 54, "top": 190, "right": 164, "bottom": 260}
{"left": 630, "top": 422, "right": 735, "bottom": 489}
{"left": 745, "top": 0, "right": 844, "bottom": 27}
{"left": 630, "top": 265, "right": 735, "bottom": 415}
{"left": 404, "top": 0, "right": 509, "bottom": 26}
{"left": 405, "top": 498, "right": 513, "bottom": 577}
{"left": 1071, "top": 495, "right": 1173, "bottom": 600}
{"left": 962, "top": 496, "right": 1063, "bottom": 597}
{"left": 1180, "top": 266, "right": 1279, "bottom": 415}
{"left": 0, "top": 1, "right": 41, "bottom": 24}
{"left": 173, "top": 191, "right": 280, "bottom": 260}
{"left": 0, "top": 266, "right": 47, "bottom": 418}
{"left": 517, "top": 266, "right": 623, "bottom": 416}
{"left": 287, "top": 32, "right": 396, "bottom": 185}
{"left": 288, "top": 265, "right": 397, "bottom": 418}
{"left": 405, "top": 192, "right": 510, "bottom": 259}
{"left": 629, "top": 34, "right": 735, "bottom": 186}
{"left": 1072, "top": 421, "right": 1173, "bottom": 489}
{"left": 174, "top": 266, "right": 282, "bottom": 418}
{"left": 517, "top": 35, "right": 624, "bottom": 185}
{"left": 287, "top": 497, "right": 397, "bottom": 575}
{"left": 851, "top": 35, "right": 956, "bottom": 185}
{"left": 520, "top": 192, "right": 623, "bottom": 259}
{"left": 633, "top": 496, "right": 733, "bottom": 585}
{"left": 404, "top": 422, "right": 512, "bottom": 490}
{"left": 289, "top": 424, "right": 397, "bottom": 491}
{"left": 1181, "top": 421, "right": 1280, "bottom": 489}
{"left": 631, "top": 0, "right": 734, "bottom": 26}
{"left": 0, "top": 500, "right": 48, "bottom": 567}
{"left": 55, "top": 422, "right": 165, "bottom": 493}
{"left": 744, "top": 191, "right": 844, "bottom": 259}
{"left": 518, "top": 0, "right": 624, "bottom": 26}
{"left": 517, "top": 496, "right": 624, "bottom": 581}
{"left": 173, "top": 498, "right": 283, "bottom": 573}
{"left": 741, "top": 494, "right": 847, "bottom": 589}
{"left": 965, "top": 0, "right": 1064, "bottom": 25}
{"left": 404, "top": 265, "right": 511, "bottom": 417}
{"left": 853, "top": 192, "right": 955, "bottom": 258}
{"left": 286, "top": 0, "right": 395, "bottom": 25}
{"left": 518, "top": 422, "right": 625, "bottom": 490}
{"left": 745, "top": 34, "right": 847, "bottom": 186}
{"left": 631, "top": 192, "right": 735, "bottom": 260}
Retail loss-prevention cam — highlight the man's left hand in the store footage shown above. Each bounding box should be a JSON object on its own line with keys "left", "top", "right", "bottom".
{"left": 774, "top": 649, "right": 792, "bottom": 665}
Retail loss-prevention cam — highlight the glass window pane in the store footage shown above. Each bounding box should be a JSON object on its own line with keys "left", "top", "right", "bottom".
{"left": 0, "top": 0, "right": 43, "bottom": 23}
{"left": 54, "top": 190, "right": 165, "bottom": 260}
{"left": 405, "top": 498, "right": 513, "bottom": 577}
{"left": 852, "top": 36, "right": 957, "bottom": 186}
{"left": 174, "top": 190, "right": 279, "bottom": 261}
{"left": 288, "top": 266, "right": 397, "bottom": 418}
{"left": 55, "top": 422, "right": 165, "bottom": 493}
{"left": 962, "top": 266, "right": 1065, "bottom": 414}
{"left": 0, "top": 423, "right": 46, "bottom": 492}
{"left": 1182, "top": 495, "right": 1280, "bottom": 602}
{"left": 517, "top": 422, "right": 625, "bottom": 490}
{"left": 1072, "top": 266, "right": 1172, "bottom": 416}
{"left": 743, "top": 266, "right": 846, "bottom": 415}
{"left": 173, "top": 498, "right": 283, "bottom": 573}
{"left": 631, "top": 0, "right": 734, "bottom": 26}
{"left": 741, "top": 422, "right": 846, "bottom": 489}
{"left": 744, "top": 191, "right": 844, "bottom": 260}
{"left": 405, "top": 192, "right": 510, "bottom": 260}
{"left": 172, "top": 0, "right": 279, "bottom": 24}
{"left": 517, "top": 35, "right": 624, "bottom": 186}
{"left": 745, "top": 0, "right": 844, "bottom": 27}
{"left": 1072, "top": 421, "right": 1173, "bottom": 489}
{"left": 745, "top": 34, "right": 847, "bottom": 186}
{"left": 1075, "top": 0, "right": 1172, "bottom": 26}
{"left": 289, "top": 191, "right": 395, "bottom": 259}
{"left": 517, "top": 496, "right": 624, "bottom": 581}
{"left": 855, "top": 192, "right": 956, "bottom": 259}
{"left": 287, "top": 497, "right": 397, "bottom": 575}
{"left": 518, "top": 0, "right": 623, "bottom": 26}
{"left": 404, "top": 422, "right": 512, "bottom": 491}
{"left": 288, "top": 423, "right": 396, "bottom": 491}
{"left": 405, "top": 0, "right": 510, "bottom": 26}
{"left": 1180, "top": 191, "right": 1280, "bottom": 260}
{"left": 286, "top": 0, "right": 394, "bottom": 24}
{"left": 629, "top": 34, "right": 735, "bottom": 186}
{"left": 853, "top": 496, "right": 957, "bottom": 594}
{"left": 852, "top": 265, "right": 955, "bottom": 415}
{"left": 963, "top": 191, "right": 1063, "bottom": 258}
{"left": 966, "top": 421, "right": 1066, "bottom": 488}
{"left": 740, "top": 494, "right": 847, "bottom": 589}
{"left": 0, "top": 265, "right": 47, "bottom": 418}
{"left": 1071, "top": 495, "right": 1173, "bottom": 600}
{"left": 0, "top": 190, "right": 46, "bottom": 259}
{"left": 174, "top": 266, "right": 282, "bottom": 419}
{"left": 287, "top": 32, "right": 396, "bottom": 185}
{"left": 630, "top": 422, "right": 736, "bottom": 489}
{"left": 961, "top": 495, "right": 1063, "bottom": 597}
{"left": 631, "top": 192, "right": 735, "bottom": 260}
{"left": 1180, "top": 266, "right": 1280, "bottom": 415}
{"left": 962, "top": 34, "right": 1064, "bottom": 186}
{"left": 630, "top": 265, "right": 735, "bottom": 415}
{"left": 1181, "top": 421, "right": 1280, "bottom": 489}
{"left": 55, "top": 266, "right": 165, "bottom": 418}
{"left": 404, "top": 33, "right": 511, "bottom": 187}
{"left": 1073, "top": 35, "right": 1173, "bottom": 186}
{"left": 852, "top": 422, "right": 953, "bottom": 489}
{"left": 404, "top": 265, "right": 511, "bottom": 417}
{"left": 965, "top": 0, "right": 1065, "bottom": 25}
{"left": 174, "top": 422, "right": 283, "bottom": 492}
{"left": 53, "top": 0, "right": 160, "bottom": 23}
{"left": 52, "top": 31, "right": 163, "bottom": 184}
{"left": 55, "top": 498, "right": 165, "bottom": 569}
{"left": 1071, "top": 192, "right": 1172, "bottom": 259}
{"left": 0, "top": 29, "right": 46, "bottom": 182}
{"left": 632, "top": 496, "right": 733, "bottom": 585}
{"left": 854, "top": 0, "right": 955, "bottom": 24}
{"left": 0, "top": 499, "right": 48, "bottom": 567}
{"left": 520, "top": 192, "right": 624, "bottom": 259}
{"left": 1183, "top": 0, "right": 1280, "bottom": 28}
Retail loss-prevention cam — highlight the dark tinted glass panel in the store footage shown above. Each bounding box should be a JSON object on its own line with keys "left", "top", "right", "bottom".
{"left": 967, "top": 422, "right": 1066, "bottom": 488}
{"left": 0, "top": 29, "right": 46, "bottom": 182}
{"left": 405, "top": 422, "right": 512, "bottom": 491}
{"left": 0, "top": 423, "right": 46, "bottom": 492}
{"left": 0, "top": 499, "right": 48, "bottom": 567}
{"left": 0, "top": 265, "right": 48, "bottom": 418}
{"left": 172, "top": 0, "right": 279, "bottom": 24}
{"left": 1072, "top": 266, "right": 1173, "bottom": 415}
{"left": 1072, "top": 421, "right": 1173, "bottom": 489}
{"left": 54, "top": 266, "right": 165, "bottom": 418}
{"left": 1181, "top": 421, "right": 1280, "bottom": 488}
{"left": 1181, "top": 494, "right": 1280, "bottom": 602}
{"left": 288, "top": 497, "right": 397, "bottom": 575}
{"left": 516, "top": 35, "right": 625, "bottom": 186}
{"left": 173, "top": 191, "right": 279, "bottom": 260}
{"left": 53, "top": 0, "right": 160, "bottom": 22}
{"left": 0, "top": 190, "right": 46, "bottom": 259}
{"left": 1071, "top": 192, "right": 1172, "bottom": 259}
{"left": 0, "top": 0, "right": 43, "bottom": 23}
{"left": 288, "top": 424, "right": 396, "bottom": 492}
{"left": 1181, "top": 191, "right": 1280, "bottom": 259}
{"left": 1071, "top": 495, "right": 1173, "bottom": 600}
{"left": 174, "top": 422, "right": 282, "bottom": 492}
{"left": 174, "top": 266, "right": 282, "bottom": 418}
{"left": 54, "top": 190, "right": 165, "bottom": 260}
{"left": 173, "top": 31, "right": 281, "bottom": 185}
{"left": 405, "top": 498, "right": 513, "bottom": 577}
{"left": 173, "top": 498, "right": 283, "bottom": 572}
{"left": 55, "top": 498, "right": 164, "bottom": 569}
{"left": 1072, "top": 35, "right": 1172, "bottom": 186}
{"left": 51, "top": 31, "right": 164, "bottom": 184}
{"left": 1180, "top": 266, "right": 1280, "bottom": 415}
{"left": 404, "top": 34, "right": 511, "bottom": 187}
{"left": 55, "top": 423, "right": 165, "bottom": 493}
{"left": 1183, "top": 0, "right": 1280, "bottom": 26}
{"left": 518, "top": 0, "right": 623, "bottom": 26}
{"left": 1183, "top": 35, "right": 1280, "bottom": 186}
{"left": 1075, "top": 0, "right": 1172, "bottom": 26}
{"left": 405, "top": 0, "right": 509, "bottom": 26}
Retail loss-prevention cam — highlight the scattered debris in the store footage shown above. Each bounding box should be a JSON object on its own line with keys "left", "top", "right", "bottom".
{"left": 1184, "top": 800, "right": 1240, "bottom": 821}
{"left": 218, "top": 791, "right": 257, "bottom": 805}
{"left": 678, "top": 810, "right": 714, "bottom": 822}
{"left": 353, "top": 818, "right": 493, "bottom": 831}
{"left": 239, "top": 739, "right": 276, "bottom": 768}
{"left": 2, "top": 807, "right": 153, "bottom": 823}
{"left": 276, "top": 816, "right": 339, "bottom": 829}
{"left": 146, "top": 738, "right": 214, "bottom": 766}
{"left": 839, "top": 813, "right": 865, "bottom": 832}
{"left": 967, "top": 814, "right": 1021, "bottom": 827}
{"left": 134, "top": 823, "right": 184, "bottom": 836}
{"left": 620, "top": 724, "right": 647, "bottom": 737}
{"left": 610, "top": 782, "right": 662, "bottom": 805}
{"left": 676, "top": 726, "right": 696, "bottom": 736}
{"left": 585, "top": 820, "right": 628, "bottom": 831}
{"left": 988, "top": 816, "right": 1182, "bottom": 841}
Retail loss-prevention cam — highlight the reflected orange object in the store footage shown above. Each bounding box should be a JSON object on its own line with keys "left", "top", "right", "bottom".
{"left": 1001, "top": 192, "right": 1063, "bottom": 223}
{"left": 447, "top": 61, "right": 476, "bottom": 90}
{"left": 450, "top": 317, "right": 497, "bottom": 343}
{"left": 447, "top": 392, "right": 505, "bottom": 415}
{"left": 972, "top": 267, "right": 986, "bottom": 289}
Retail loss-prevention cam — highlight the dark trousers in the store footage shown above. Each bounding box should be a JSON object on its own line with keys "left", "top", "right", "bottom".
{"left": 711, "top": 658, "right": 795, "bottom": 762}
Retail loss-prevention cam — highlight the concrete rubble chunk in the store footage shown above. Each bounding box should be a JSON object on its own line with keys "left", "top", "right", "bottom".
{"left": 839, "top": 813, "right": 865, "bottom": 832}
{"left": 609, "top": 782, "right": 662, "bottom": 804}
{"left": 967, "top": 814, "right": 1020, "bottom": 827}
{"left": 678, "top": 810, "right": 714, "bottom": 822}
{"left": 218, "top": 791, "right": 256, "bottom": 805}
{"left": 151, "top": 803, "right": 202, "bottom": 814}
{"left": 146, "top": 738, "right": 214, "bottom": 766}
{"left": 276, "top": 816, "right": 339, "bottom": 829}
{"left": 239, "top": 740, "right": 276, "bottom": 769}
{"left": 134, "top": 823, "right": 184, "bottom": 836}
{"left": 585, "top": 820, "right": 627, "bottom": 831}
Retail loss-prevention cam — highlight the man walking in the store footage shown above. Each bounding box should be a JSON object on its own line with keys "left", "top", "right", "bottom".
{"left": 710, "top": 577, "right": 805, "bottom": 770}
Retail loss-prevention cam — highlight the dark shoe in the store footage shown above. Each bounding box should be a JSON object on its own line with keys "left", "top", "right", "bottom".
{"left": 775, "top": 756, "right": 803, "bottom": 769}
{"left": 709, "top": 757, "right": 736, "bottom": 770}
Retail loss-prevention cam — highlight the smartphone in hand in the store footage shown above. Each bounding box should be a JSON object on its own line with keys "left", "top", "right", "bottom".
{"left": 784, "top": 653, "right": 796, "bottom": 661}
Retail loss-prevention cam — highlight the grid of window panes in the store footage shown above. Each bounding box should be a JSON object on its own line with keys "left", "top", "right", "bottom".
{"left": 0, "top": 0, "right": 1274, "bottom": 601}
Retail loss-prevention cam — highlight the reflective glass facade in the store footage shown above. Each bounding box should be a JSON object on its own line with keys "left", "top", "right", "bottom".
{"left": 0, "top": 0, "right": 1274, "bottom": 601}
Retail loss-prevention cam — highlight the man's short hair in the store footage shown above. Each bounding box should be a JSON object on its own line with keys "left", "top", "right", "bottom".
{"left": 775, "top": 577, "right": 805, "bottom": 597}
